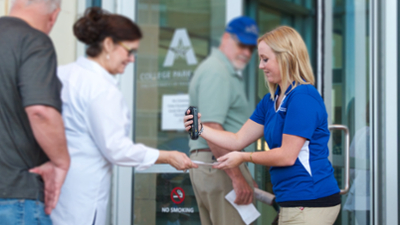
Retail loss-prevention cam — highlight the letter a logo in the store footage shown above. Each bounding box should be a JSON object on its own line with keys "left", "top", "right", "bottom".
{"left": 163, "top": 28, "right": 198, "bottom": 67}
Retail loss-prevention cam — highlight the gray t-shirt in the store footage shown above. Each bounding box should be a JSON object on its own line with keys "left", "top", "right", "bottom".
{"left": 188, "top": 48, "right": 252, "bottom": 151}
{"left": 0, "top": 17, "right": 62, "bottom": 202}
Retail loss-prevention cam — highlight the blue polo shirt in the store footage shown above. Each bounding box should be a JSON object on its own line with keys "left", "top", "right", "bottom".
{"left": 250, "top": 83, "right": 340, "bottom": 203}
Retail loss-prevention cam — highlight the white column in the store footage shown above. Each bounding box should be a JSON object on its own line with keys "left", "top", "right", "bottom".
{"left": 383, "top": 0, "right": 398, "bottom": 224}
{"left": 75, "top": 0, "right": 87, "bottom": 59}
{"left": 102, "top": 0, "right": 115, "bottom": 12}
{"left": 225, "top": 0, "right": 243, "bottom": 24}
{"left": 49, "top": 0, "right": 78, "bottom": 66}
{"left": 0, "top": 0, "right": 11, "bottom": 16}
{"left": 111, "top": 1, "right": 136, "bottom": 225}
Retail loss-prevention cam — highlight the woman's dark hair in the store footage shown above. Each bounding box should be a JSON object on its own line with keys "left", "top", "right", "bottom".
{"left": 73, "top": 7, "right": 142, "bottom": 57}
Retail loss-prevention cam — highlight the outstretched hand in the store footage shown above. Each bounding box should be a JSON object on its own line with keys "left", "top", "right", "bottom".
{"left": 183, "top": 109, "right": 202, "bottom": 132}
{"left": 29, "top": 161, "right": 68, "bottom": 215}
{"left": 213, "top": 151, "right": 245, "bottom": 170}
{"left": 168, "top": 151, "right": 199, "bottom": 171}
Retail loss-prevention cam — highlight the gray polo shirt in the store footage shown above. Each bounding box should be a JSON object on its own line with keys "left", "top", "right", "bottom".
{"left": 188, "top": 48, "right": 251, "bottom": 151}
{"left": 0, "top": 17, "right": 62, "bottom": 202}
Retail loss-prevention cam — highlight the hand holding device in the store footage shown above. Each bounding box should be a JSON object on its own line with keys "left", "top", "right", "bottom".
{"left": 185, "top": 106, "right": 200, "bottom": 140}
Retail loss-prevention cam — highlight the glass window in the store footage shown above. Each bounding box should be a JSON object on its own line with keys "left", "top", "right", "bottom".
{"left": 330, "top": 0, "right": 371, "bottom": 224}
{"left": 255, "top": 0, "right": 316, "bottom": 101}
{"left": 249, "top": 1, "right": 316, "bottom": 224}
{"left": 134, "top": 1, "right": 225, "bottom": 224}
{"left": 86, "top": 0, "right": 101, "bottom": 7}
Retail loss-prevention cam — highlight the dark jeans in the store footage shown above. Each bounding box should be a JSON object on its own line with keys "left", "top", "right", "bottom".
{"left": 0, "top": 198, "right": 52, "bottom": 225}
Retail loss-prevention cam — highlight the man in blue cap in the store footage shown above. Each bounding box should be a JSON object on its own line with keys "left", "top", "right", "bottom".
{"left": 188, "top": 16, "right": 259, "bottom": 225}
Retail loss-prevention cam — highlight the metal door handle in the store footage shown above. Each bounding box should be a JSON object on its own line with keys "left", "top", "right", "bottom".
{"left": 329, "top": 124, "right": 350, "bottom": 195}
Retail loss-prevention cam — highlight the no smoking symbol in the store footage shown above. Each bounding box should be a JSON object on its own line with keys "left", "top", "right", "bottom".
{"left": 171, "top": 187, "right": 185, "bottom": 204}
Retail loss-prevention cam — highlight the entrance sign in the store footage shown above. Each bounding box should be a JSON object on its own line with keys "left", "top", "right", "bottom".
{"left": 163, "top": 28, "right": 198, "bottom": 67}
{"left": 171, "top": 187, "right": 185, "bottom": 204}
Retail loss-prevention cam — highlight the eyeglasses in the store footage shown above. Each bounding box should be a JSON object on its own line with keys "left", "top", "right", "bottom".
{"left": 118, "top": 42, "right": 137, "bottom": 57}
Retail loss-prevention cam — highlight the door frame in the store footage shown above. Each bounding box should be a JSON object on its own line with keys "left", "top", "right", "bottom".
{"left": 111, "top": 1, "right": 245, "bottom": 225}
{"left": 108, "top": 0, "right": 400, "bottom": 224}
{"left": 321, "top": 0, "right": 399, "bottom": 224}
{"left": 378, "top": 0, "right": 398, "bottom": 224}
{"left": 109, "top": 0, "right": 136, "bottom": 224}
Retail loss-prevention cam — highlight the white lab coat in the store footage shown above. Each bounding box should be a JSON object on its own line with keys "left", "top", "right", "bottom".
{"left": 51, "top": 57, "right": 159, "bottom": 225}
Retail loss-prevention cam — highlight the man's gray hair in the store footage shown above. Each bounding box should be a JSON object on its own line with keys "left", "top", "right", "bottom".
{"left": 12, "top": 0, "right": 61, "bottom": 12}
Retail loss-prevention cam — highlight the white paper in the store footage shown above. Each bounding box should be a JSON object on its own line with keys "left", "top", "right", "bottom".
{"left": 161, "top": 94, "right": 189, "bottom": 130}
{"left": 191, "top": 160, "right": 219, "bottom": 166}
{"left": 225, "top": 190, "right": 261, "bottom": 225}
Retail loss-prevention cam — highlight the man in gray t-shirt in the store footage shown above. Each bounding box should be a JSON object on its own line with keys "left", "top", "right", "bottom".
{"left": 188, "top": 17, "right": 259, "bottom": 225}
{"left": 0, "top": 0, "right": 70, "bottom": 223}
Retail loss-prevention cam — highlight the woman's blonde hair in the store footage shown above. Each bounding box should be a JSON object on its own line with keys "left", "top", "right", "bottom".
{"left": 258, "top": 26, "right": 314, "bottom": 99}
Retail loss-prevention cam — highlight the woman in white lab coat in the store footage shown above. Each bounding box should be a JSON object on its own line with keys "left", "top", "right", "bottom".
{"left": 51, "top": 7, "right": 197, "bottom": 225}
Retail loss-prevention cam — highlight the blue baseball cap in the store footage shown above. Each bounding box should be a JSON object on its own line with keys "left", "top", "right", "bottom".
{"left": 225, "top": 16, "right": 259, "bottom": 46}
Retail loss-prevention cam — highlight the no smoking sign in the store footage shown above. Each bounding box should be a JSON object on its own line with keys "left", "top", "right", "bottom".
{"left": 171, "top": 187, "right": 185, "bottom": 204}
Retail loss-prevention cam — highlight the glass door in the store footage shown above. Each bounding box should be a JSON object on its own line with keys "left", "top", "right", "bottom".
{"left": 326, "top": 0, "right": 371, "bottom": 224}
{"left": 251, "top": 0, "right": 372, "bottom": 225}
{"left": 133, "top": 1, "right": 225, "bottom": 224}
{"left": 250, "top": 0, "right": 317, "bottom": 224}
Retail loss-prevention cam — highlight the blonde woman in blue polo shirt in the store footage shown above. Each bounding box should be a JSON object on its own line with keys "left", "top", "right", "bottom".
{"left": 184, "top": 26, "right": 340, "bottom": 225}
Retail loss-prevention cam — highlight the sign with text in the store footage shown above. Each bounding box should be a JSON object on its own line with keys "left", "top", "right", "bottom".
{"left": 162, "top": 94, "right": 189, "bottom": 130}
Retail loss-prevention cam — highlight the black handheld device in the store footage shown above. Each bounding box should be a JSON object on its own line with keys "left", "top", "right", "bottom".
{"left": 185, "top": 106, "right": 199, "bottom": 140}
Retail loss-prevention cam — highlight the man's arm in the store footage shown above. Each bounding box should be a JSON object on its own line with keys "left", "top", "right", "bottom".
{"left": 25, "top": 105, "right": 70, "bottom": 215}
{"left": 204, "top": 122, "right": 253, "bottom": 205}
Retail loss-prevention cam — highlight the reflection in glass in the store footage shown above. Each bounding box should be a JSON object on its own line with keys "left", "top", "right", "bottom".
{"left": 135, "top": 0, "right": 225, "bottom": 153}
{"left": 256, "top": 0, "right": 316, "bottom": 100}
{"left": 134, "top": 173, "right": 197, "bottom": 225}
{"left": 254, "top": 1, "right": 316, "bottom": 224}
{"left": 331, "top": 0, "right": 370, "bottom": 224}
{"left": 134, "top": 1, "right": 225, "bottom": 224}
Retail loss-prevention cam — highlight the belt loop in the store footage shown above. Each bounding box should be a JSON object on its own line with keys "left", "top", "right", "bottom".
{"left": 195, "top": 149, "right": 199, "bottom": 156}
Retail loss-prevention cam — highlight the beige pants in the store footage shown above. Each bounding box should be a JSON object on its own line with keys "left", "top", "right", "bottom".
{"left": 278, "top": 204, "right": 341, "bottom": 225}
{"left": 189, "top": 151, "right": 254, "bottom": 225}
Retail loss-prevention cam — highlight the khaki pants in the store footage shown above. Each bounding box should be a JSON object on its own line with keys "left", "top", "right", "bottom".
{"left": 189, "top": 151, "right": 254, "bottom": 225}
{"left": 278, "top": 204, "right": 341, "bottom": 225}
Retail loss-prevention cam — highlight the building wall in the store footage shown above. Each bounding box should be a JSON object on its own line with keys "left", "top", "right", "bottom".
{"left": 50, "top": 0, "right": 78, "bottom": 66}
{"left": 0, "top": 0, "right": 79, "bottom": 66}
{"left": 0, "top": 0, "right": 11, "bottom": 16}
